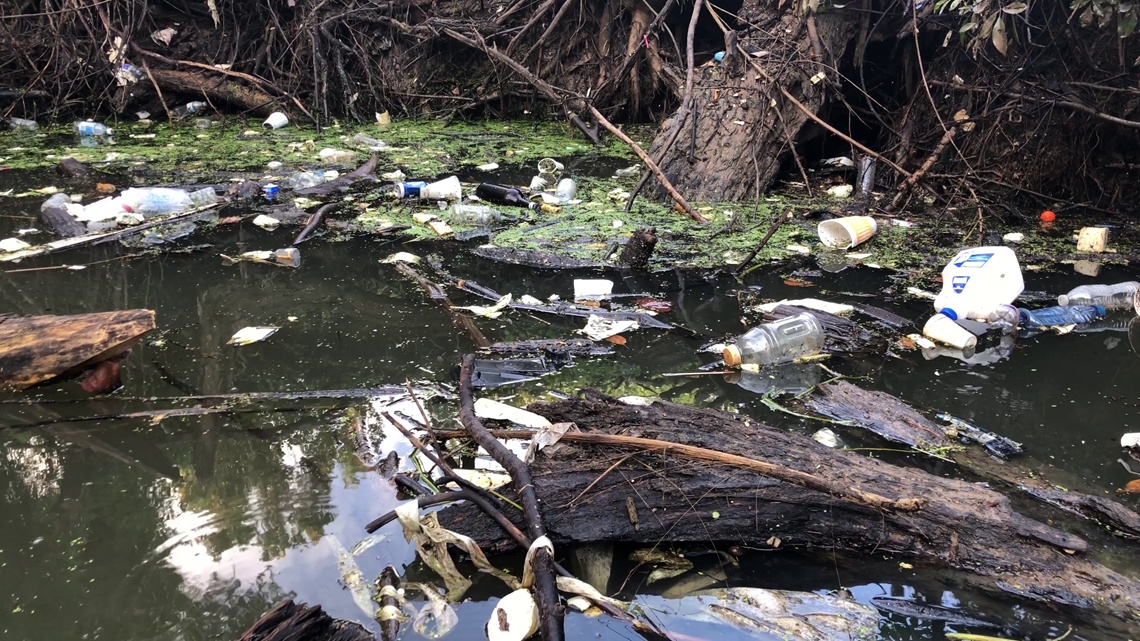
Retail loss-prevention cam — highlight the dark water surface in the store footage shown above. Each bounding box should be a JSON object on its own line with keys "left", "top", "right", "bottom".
{"left": 1, "top": 192, "right": 1138, "bottom": 640}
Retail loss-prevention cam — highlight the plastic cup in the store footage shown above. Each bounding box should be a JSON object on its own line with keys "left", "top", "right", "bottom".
{"left": 817, "top": 216, "right": 878, "bottom": 249}
{"left": 419, "top": 176, "right": 462, "bottom": 200}
{"left": 275, "top": 248, "right": 301, "bottom": 268}
{"left": 922, "top": 313, "right": 977, "bottom": 351}
{"left": 537, "top": 158, "right": 564, "bottom": 174}
{"left": 263, "top": 112, "right": 289, "bottom": 130}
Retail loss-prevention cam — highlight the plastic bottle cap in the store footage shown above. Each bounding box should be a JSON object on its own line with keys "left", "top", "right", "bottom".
{"left": 939, "top": 308, "right": 958, "bottom": 320}
{"left": 1040, "top": 210, "right": 1056, "bottom": 221}
{"left": 1057, "top": 295, "right": 1068, "bottom": 306}
{"left": 723, "top": 345, "right": 742, "bottom": 367}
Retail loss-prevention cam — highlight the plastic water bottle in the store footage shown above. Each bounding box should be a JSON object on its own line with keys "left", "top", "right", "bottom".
{"left": 933, "top": 246, "right": 1024, "bottom": 321}
{"left": 723, "top": 312, "right": 825, "bottom": 367}
{"left": 8, "top": 117, "right": 38, "bottom": 131}
{"left": 120, "top": 188, "right": 193, "bottom": 216}
{"left": 351, "top": 133, "right": 387, "bottom": 149}
{"left": 188, "top": 187, "right": 218, "bottom": 207}
{"left": 172, "top": 101, "right": 208, "bottom": 119}
{"left": 1017, "top": 305, "right": 1105, "bottom": 329}
{"left": 1057, "top": 282, "right": 1140, "bottom": 309}
{"left": 450, "top": 204, "right": 502, "bottom": 225}
{"left": 286, "top": 170, "right": 326, "bottom": 189}
{"left": 74, "top": 121, "right": 113, "bottom": 137}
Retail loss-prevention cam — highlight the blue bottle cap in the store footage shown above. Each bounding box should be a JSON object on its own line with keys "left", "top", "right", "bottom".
{"left": 939, "top": 308, "right": 958, "bottom": 320}
{"left": 714, "top": 51, "right": 726, "bottom": 62}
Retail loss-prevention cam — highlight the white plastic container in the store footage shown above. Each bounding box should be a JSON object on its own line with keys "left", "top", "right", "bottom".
{"left": 263, "top": 112, "right": 289, "bottom": 129}
{"left": 420, "top": 176, "right": 462, "bottom": 200}
{"left": 818, "top": 216, "right": 877, "bottom": 249}
{"left": 77, "top": 197, "right": 127, "bottom": 222}
{"left": 923, "top": 313, "right": 978, "bottom": 350}
{"left": 932, "top": 246, "right": 1024, "bottom": 321}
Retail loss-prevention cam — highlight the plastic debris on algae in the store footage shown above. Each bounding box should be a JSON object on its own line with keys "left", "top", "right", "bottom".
{"left": 381, "top": 252, "right": 421, "bottom": 264}
{"left": 579, "top": 315, "right": 639, "bottom": 341}
{"left": 227, "top": 327, "right": 279, "bottom": 346}
{"left": 324, "top": 534, "right": 378, "bottom": 619}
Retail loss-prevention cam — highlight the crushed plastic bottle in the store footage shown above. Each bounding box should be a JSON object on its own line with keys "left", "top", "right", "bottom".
{"left": 286, "top": 170, "right": 326, "bottom": 190}
{"left": 8, "top": 117, "right": 38, "bottom": 132}
{"left": 723, "top": 312, "right": 825, "bottom": 367}
{"left": 120, "top": 188, "right": 193, "bottom": 217}
{"left": 351, "top": 133, "right": 387, "bottom": 150}
{"left": 1057, "top": 282, "right": 1140, "bottom": 309}
{"left": 74, "top": 121, "right": 113, "bottom": 137}
{"left": 188, "top": 187, "right": 218, "bottom": 207}
{"left": 1017, "top": 305, "right": 1105, "bottom": 330}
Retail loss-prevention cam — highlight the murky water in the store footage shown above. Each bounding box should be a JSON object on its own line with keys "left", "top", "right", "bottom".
{"left": 1, "top": 171, "right": 1138, "bottom": 640}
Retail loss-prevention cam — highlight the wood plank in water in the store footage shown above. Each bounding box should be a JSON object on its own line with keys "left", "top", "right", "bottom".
{"left": 0, "top": 310, "right": 156, "bottom": 389}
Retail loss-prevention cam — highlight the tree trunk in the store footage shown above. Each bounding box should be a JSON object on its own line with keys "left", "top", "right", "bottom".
{"left": 652, "top": 9, "right": 856, "bottom": 202}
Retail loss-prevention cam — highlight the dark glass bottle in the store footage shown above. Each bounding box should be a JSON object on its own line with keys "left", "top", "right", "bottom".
{"left": 475, "top": 183, "right": 539, "bottom": 210}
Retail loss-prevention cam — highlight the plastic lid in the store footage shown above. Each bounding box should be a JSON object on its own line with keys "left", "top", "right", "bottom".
{"left": 1057, "top": 295, "right": 1069, "bottom": 306}
{"left": 723, "top": 345, "right": 742, "bottom": 367}
{"left": 939, "top": 308, "right": 958, "bottom": 321}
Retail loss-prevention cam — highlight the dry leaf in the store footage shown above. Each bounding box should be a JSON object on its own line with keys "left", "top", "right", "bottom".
{"left": 1121, "top": 479, "right": 1140, "bottom": 494}
{"left": 953, "top": 109, "right": 970, "bottom": 122}
{"left": 991, "top": 15, "right": 1008, "bottom": 56}
{"left": 898, "top": 337, "right": 916, "bottom": 350}
{"left": 766, "top": 536, "right": 781, "bottom": 548}
{"left": 783, "top": 279, "right": 815, "bottom": 288}
{"left": 605, "top": 335, "right": 627, "bottom": 346}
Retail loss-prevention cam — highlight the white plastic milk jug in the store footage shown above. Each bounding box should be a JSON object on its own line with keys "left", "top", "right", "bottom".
{"left": 933, "top": 246, "right": 1024, "bottom": 321}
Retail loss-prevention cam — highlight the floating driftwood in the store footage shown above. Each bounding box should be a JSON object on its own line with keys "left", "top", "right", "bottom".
{"left": 0, "top": 310, "right": 155, "bottom": 389}
{"left": 434, "top": 390, "right": 1140, "bottom": 625}
{"left": 483, "top": 339, "right": 614, "bottom": 357}
{"left": 470, "top": 246, "right": 604, "bottom": 269}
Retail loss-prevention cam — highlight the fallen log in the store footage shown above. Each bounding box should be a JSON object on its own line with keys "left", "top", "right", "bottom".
{"left": 40, "top": 207, "right": 86, "bottom": 238}
{"left": 236, "top": 599, "right": 374, "bottom": 641}
{"left": 483, "top": 339, "right": 614, "bottom": 357}
{"left": 436, "top": 390, "right": 1140, "bottom": 624}
{"left": 0, "top": 310, "right": 155, "bottom": 389}
{"left": 617, "top": 227, "right": 657, "bottom": 269}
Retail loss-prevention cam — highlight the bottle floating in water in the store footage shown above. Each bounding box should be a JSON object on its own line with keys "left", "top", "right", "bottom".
{"left": 188, "top": 187, "right": 218, "bottom": 208}
{"left": 1017, "top": 305, "right": 1105, "bottom": 330}
{"left": 351, "top": 133, "right": 387, "bottom": 150}
{"left": 120, "top": 188, "right": 193, "bottom": 217}
{"left": 1057, "top": 282, "right": 1140, "bottom": 310}
{"left": 723, "top": 312, "right": 825, "bottom": 367}
{"left": 554, "top": 178, "right": 577, "bottom": 203}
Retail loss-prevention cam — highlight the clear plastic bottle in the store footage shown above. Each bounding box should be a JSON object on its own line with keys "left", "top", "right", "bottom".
{"left": 172, "top": 101, "right": 208, "bottom": 119}
{"left": 450, "top": 204, "right": 502, "bottom": 225}
{"left": 74, "top": 121, "right": 113, "bottom": 137}
{"left": 8, "top": 117, "right": 38, "bottom": 131}
{"left": 984, "top": 304, "right": 1020, "bottom": 334}
{"left": 120, "top": 188, "right": 193, "bottom": 217}
{"left": 723, "top": 312, "right": 825, "bottom": 367}
{"left": 1057, "top": 282, "right": 1140, "bottom": 309}
{"left": 188, "top": 187, "right": 218, "bottom": 207}
{"left": 351, "top": 133, "right": 387, "bottom": 149}
{"left": 1017, "top": 305, "right": 1105, "bottom": 330}
{"left": 286, "top": 170, "right": 326, "bottom": 190}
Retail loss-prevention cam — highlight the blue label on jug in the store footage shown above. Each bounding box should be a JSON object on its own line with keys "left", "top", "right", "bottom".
{"left": 953, "top": 252, "right": 993, "bottom": 268}
{"left": 951, "top": 275, "right": 970, "bottom": 293}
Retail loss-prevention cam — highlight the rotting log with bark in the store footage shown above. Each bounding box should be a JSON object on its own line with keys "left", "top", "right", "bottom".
{"left": 236, "top": 599, "right": 375, "bottom": 641}
{"left": 0, "top": 310, "right": 156, "bottom": 389}
{"left": 436, "top": 390, "right": 1140, "bottom": 625}
{"left": 807, "top": 380, "right": 1140, "bottom": 540}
